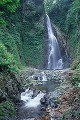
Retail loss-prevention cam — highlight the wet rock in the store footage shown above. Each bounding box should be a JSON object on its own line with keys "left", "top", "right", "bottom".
{"left": 49, "top": 101, "right": 58, "bottom": 108}
{"left": 40, "top": 106, "right": 46, "bottom": 111}
{"left": 34, "top": 76, "right": 39, "bottom": 80}
{"left": 49, "top": 98, "right": 61, "bottom": 108}
{"left": 0, "top": 89, "right": 6, "bottom": 102}
{"left": 32, "top": 89, "right": 40, "bottom": 98}
{"left": 40, "top": 94, "right": 50, "bottom": 106}
{"left": 40, "top": 97, "right": 46, "bottom": 104}
{"left": 5, "top": 78, "right": 21, "bottom": 102}
{"left": 54, "top": 113, "right": 61, "bottom": 120}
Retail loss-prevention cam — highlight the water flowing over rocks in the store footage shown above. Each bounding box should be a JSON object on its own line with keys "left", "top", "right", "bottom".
{"left": 20, "top": 68, "right": 70, "bottom": 87}
{"left": 17, "top": 68, "right": 72, "bottom": 120}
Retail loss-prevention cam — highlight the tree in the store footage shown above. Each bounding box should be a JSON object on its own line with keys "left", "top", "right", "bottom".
{"left": 0, "top": 0, "right": 20, "bottom": 12}
{"left": 0, "top": 0, "right": 20, "bottom": 26}
{"left": 72, "top": 0, "right": 80, "bottom": 29}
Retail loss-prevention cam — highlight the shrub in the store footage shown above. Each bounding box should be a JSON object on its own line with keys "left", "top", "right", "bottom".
{"left": 70, "top": 56, "right": 80, "bottom": 69}
{"left": 0, "top": 42, "right": 19, "bottom": 73}
{"left": 69, "top": 70, "right": 80, "bottom": 86}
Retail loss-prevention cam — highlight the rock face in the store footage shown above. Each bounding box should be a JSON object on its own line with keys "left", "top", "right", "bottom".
{"left": 0, "top": 72, "right": 22, "bottom": 119}
{"left": 0, "top": 72, "right": 22, "bottom": 103}
{"left": 52, "top": 24, "right": 69, "bottom": 68}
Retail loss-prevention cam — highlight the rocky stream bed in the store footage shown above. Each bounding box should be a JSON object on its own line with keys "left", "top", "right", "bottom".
{"left": 0, "top": 68, "right": 80, "bottom": 120}
{"left": 14, "top": 68, "right": 78, "bottom": 120}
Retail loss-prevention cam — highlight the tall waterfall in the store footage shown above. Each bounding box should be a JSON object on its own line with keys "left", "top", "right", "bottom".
{"left": 46, "top": 14, "right": 63, "bottom": 69}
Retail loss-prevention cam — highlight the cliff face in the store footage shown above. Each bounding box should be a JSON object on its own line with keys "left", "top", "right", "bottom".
{"left": 52, "top": 24, "right": 69, "bottom": 68}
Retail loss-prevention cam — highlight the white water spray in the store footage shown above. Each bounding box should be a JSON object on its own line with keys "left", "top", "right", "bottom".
{"left": 21, "top": 88, "right": 45, "bottom": 108}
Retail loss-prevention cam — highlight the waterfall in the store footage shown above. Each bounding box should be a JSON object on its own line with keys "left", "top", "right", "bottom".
{"left": 46, "top": 14, "right": 63, "bottom": 69}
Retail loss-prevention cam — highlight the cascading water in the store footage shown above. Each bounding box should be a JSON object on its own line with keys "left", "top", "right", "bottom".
{"left": 46, "top": 14, "right": 63, "bottom": 69}
{"left": 16, "top": 71, "right": 60, "bottom": 120}
{"left": 21, "top": 88, "right": 45, "bottom": 108}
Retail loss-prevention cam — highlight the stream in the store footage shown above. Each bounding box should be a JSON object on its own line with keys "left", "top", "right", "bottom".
{"left": 15, "top": 72, "right": 60, "bottom": 120}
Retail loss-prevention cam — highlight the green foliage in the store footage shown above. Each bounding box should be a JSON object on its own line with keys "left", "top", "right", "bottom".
{"left": 0, "top": 0, "right": 20, "bottom": 26}
{"left": 70, "top": 56, "right": 80, "bottom": 69}
{"left": 47, "top": 0, "right": 80, "bottom": 61}
{"left": 65, "top": 0, "right": 80, "bottom": 32}
{"left": 0, "top": 18, "right": 7, "bottom": 26}
{"left": 69, "top": 70, "right": 80, "bottom": 86}
{"left": 44, "top": 0, "right": 55, "bottom": 13}
{"left": 0, "top": 42, "right": 19, "bottom": 73}
{"left": 0, "top": 0, "right": 44, "bottom": 68}
{"left": 22, "top": 22, "right": 44, "bottom": 66}
{"left": 0, "top": 0, "right": 20, "bottom": 12}
{"left": 60, "top": 112, "right": 66, "bottom": 120}
{"left": 48, "top": 0, "right": 74, "bottom": 31}
{"left": 0, "top": 100, "right": 15, "bottom": 117}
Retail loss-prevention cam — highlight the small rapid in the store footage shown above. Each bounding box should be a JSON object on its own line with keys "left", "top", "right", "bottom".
{"left": 21, "top": 88, "right": 45, "bottom": 108}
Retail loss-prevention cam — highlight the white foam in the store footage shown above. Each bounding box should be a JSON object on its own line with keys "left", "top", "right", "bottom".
{"left": 21, "top": 88, "right": 45, "bottom": 108}
{"left": 21, "top": 88, "right": 33, "bottom": 102}
{"left": 26, "top": 92, "right": 45, "bottom": 107}
{"left": 41, "top": 72, "right": 47, "bottom": 81}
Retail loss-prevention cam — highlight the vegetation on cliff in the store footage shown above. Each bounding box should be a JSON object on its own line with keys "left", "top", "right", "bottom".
{"left": 0, "top": 0, "right": 44, "bottom": 70}
{"left": 44, "top": 0, "right": 80, "bottom": 69}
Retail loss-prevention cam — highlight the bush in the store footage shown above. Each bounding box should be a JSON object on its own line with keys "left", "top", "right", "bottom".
{"left": 69, "top": 70, "right": 80, "bottom": 86}
{"left": 0, "top": 42, "right": 19, "bottom": 73}
{"left": 70, "top": 56, "right": 80, "bottom": 69}
{"left": 0, "top": 100, "right": 15, "bottom": 117}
